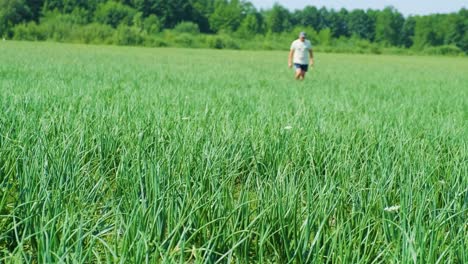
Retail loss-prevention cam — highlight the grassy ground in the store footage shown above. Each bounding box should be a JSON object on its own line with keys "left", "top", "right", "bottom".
{"left": 0, "top": 41, "right": 467, "bottom": 263}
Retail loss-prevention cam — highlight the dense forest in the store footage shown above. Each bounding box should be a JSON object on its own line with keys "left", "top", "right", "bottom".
{"left": 1, "top": 0, "right": 467, "bottom": 54}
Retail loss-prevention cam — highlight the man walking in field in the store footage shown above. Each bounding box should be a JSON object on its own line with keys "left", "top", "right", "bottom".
{"left": 288, "top": 32, "right": 314, "bottom": 80}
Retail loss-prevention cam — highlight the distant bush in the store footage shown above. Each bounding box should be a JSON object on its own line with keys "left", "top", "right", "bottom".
{"left": 291, "top": 26, "right": 319, "bottom": 44}
{"left": 71, "top": 23, "right": 114, "bottom": 44}
{"left": 39, "top": 21, "right": 75, "bottom": 42}
{"left": 317, "top": 28, "right": 332, "bottom": 46}
{"left": 10, "top": 21, "right": 466, "bottom": 57}
{"left": 383, "top": 47, "right": 414, "bottom": 55}
{"left": 143, "top": 15, "right": 161, "bottom": 34}
{"left": 223, "top": 36, "right": 240, "bottom": 50}
{"left": 422, "top": 45, "right": 464, "bottom": 56}
{"left": 206, "top": 35, "right": 240, "bottom": 49}
{"left": 261, "top": 41, "right": 275, "bottom": 50}
{"left": 173, "top": 33, "right": 199, "bottom": 48}
{"left": 12, "top": 21, "right": 116, "bottom": 44}
{"left": 173, "top": 21, "right": 200, "bottom": 34}
{"left": 260, "top": 33, "right": 290, "bottom": 50}
{"left": 13, "top": 22, "right": 46, "bottom": 41}
{"left": 206, "top": 35, "right": 223, "bottom": 49}
{"left": 370, "top": 45, "right": 382, "bottom": 54}
{"left": 113, "top": 25, "right": 143, "bottom": 45}
{"left": 32, "top": 11, "right": 81, "bottom": 41}
{"left": 142, "top": 35, "right": 167, "bottom": 47}
{"left": 457, "top": 35, "right": 468, "bottom": 54}
{"left": 11, "top": 9, "right": 99, "bottom": 42}
{"left": 40, "top": 8, "right": 90, "bottom": 25}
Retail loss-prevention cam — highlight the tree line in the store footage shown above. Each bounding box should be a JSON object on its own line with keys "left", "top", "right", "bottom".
{"left": 1, "top": 0, "right": 467, "bottom": 54}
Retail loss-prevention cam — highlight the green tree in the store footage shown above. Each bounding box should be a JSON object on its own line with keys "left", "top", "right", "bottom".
{"left": 129, "top": 0, "right": 196, "bottom": 28}
{"left": 42, "top": 0, "right": 101, "bottom": 14}
{"left": 347, "top": 9, "right": 375, "bottom": 40}
{"left": 317, "top": 7, "right": 329, "bottom": 31}
{"left": 94, "top": 1, "right": 137, "bottom": 28}
{"left": 460, "top": 34, "right": 468, "bottom": 53}
{"left": 412, "top": 15, "right": 443, "bottom": 49}
{"left": 401, "top": 16, "right": 416, "bottom": 48}
{"left": 191, "top": 0, "right": 215, "bottom": 32}
{"left": 236, "top": 12, "right": 262, "bottom": 37}
{"left": 143, "top": 14, "right": 160, "bottom": 34}
{"left": 25, "top": 0, "right": 44, "bottom": 21}
{"left": 456, "top": 8, "right": 468, "bottom": 52}
{"left": 173, "top": 21, "right": 200, "bottom": 34}
{"left": 327, "top": 8, "right": 349, "bottom": 38}
{"left": 0, "top": 0, "right": 31, "bottom": 36}
{"left": 265, "top": 3, "right": 291, "bottom": 33}
{"left": 444, "top": 11, "right": 467, "bottom": 52}
{"left": 375, "top": 6, "right": 404, "bottom": 46}
{"left": 293, "top": 6, "right": 320, "bottom": 30}
{"left": 209, "top": 0, "right": 243, "bottom": 32}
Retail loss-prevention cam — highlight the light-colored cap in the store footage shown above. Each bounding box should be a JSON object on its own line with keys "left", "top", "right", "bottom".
{"left": 299, "top": 32, "right": 306, "bottom": 38}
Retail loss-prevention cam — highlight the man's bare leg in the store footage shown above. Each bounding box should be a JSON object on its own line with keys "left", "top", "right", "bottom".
{"left": 300, "top": 71, "right": 306, "bottom": 80}
{"left": 295, "top": 69, "right": 302, "bottom": 80}
{"left": 296, "top": 70, "right": 305, "bottom": 80}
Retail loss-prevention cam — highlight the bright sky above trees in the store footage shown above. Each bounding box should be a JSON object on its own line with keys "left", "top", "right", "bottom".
{"left": 250, "top": 0, "right": 467, "bottom": 16}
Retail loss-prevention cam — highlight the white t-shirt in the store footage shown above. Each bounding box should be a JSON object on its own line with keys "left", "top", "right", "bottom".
{"left": 290, "top": 39, "right": 312, "bottom": 65}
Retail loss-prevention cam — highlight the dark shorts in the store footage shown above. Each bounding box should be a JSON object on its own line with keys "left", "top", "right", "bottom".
{"left": 294, "top": 63, "right": 309, "bottom": 72}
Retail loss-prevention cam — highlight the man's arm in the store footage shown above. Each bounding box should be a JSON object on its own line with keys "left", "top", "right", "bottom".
{"left": 288, "top": 50, "right": 294, "bottom": 68}
{"left": 309, "top": 49, "right": 314, "bottom": 66}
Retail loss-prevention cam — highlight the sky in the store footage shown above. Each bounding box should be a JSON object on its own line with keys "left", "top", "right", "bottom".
{"left": 249, "top": 0, "right": 467, "bottom": 16}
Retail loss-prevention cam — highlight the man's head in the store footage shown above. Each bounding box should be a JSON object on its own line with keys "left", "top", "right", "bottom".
{"left": 299, "top": 32, "right": 306, "bottom": 41}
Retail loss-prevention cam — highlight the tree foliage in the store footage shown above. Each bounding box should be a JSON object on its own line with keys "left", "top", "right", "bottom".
{"left": 0, "top": 0, "right": 31, "bottom": 36}
{"left": 94, "top": 1, "right": 137, "bottom": 28}
{"left": 2, "top": 0, "right": 467, "bottom": 53}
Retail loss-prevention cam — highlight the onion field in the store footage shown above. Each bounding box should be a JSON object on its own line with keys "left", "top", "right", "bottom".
{"left": 0, "top": 41, "right": 467, "bottom": 263}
